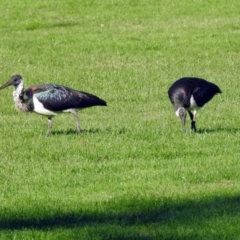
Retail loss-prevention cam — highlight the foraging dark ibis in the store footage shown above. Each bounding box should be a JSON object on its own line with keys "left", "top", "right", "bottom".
{"left": 168, "top": 77, "right": 221, "bottom": 132}
{"left": 0, "top": 75, "right": 107, "bottom": 135}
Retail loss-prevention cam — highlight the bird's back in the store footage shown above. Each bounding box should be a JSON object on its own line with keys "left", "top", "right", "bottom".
{"left": 168, "top": 77, "right": 221, "bottom": 108}
{"left": 24, "top": 84, "right": 107, "bottom": 112}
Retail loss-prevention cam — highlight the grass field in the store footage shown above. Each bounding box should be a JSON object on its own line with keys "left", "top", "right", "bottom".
{"left": 1, "top": 0, "right": 240, "bottom": 239}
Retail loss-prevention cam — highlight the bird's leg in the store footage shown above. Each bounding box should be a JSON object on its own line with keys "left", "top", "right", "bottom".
{"left": 182, "top": 118, "right": 186, "bottom": 133}
{"left": 192, "top": 110, "right": 197, "bottom": 132}
{"left": 46, "top": 117, "right": 52, "bottom": 136}
{"left": 70, "top": 109, "right": 81, "bottom": 133}
{"left": 188, "top": 110, "right": 196, "bottom": 132}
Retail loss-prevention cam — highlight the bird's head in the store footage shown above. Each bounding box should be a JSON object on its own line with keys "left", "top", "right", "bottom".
{"left": 0, "top": 75, "right": 23, "bottom": 90}
{"left": 176, "top": 107, "right": 187, "bottom": 133}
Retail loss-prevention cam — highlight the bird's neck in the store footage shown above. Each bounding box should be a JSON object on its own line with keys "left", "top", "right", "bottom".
{"left": 13, "top": 81, "right": 29, "bottom": 112}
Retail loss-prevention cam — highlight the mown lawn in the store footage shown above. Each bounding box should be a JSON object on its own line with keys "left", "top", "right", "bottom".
{"left": 0, "top": 0, "right": 240, "bottom": 239}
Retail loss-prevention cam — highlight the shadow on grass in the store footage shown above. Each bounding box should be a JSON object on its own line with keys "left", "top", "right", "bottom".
{"left": 50, "top": 127, "right": 129, "bottom": 136}
{"left": 0, "top": 195, "right": 240, "bottom": 238}
{"left": 26, "top": 21, "right": 80, "bottom": 31}
{"left": 197, "top": 126, "right": 240, "bottom": 134}
{"left": 50, "top": 128, "right": 105, "bottom": 136}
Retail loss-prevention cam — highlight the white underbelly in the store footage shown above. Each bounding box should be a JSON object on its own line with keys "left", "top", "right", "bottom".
{"left": 33, "top": 96, "right": 78, "bottom": 116}
{"left": 188, "top": 95, "right": 201, "bottom": 111}
{"left": 63, "top": 109, "right": 75, "bottom": 113}
{"left": 33, "top": 96, "right": 57, "bottom": 116}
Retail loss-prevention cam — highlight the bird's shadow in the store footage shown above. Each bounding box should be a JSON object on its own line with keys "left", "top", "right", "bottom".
{"left": 47, "top": 126, "right": 240, "bottom": 136}
{"left": 26, "top": 21, "right": 80, "bottom": 31}
{"left": 49, "top": 127, "right": 129, "bottom": 136}
{"left": 197, "top": 126, "right": 240, "bottom": 134}
{"left": 50, "top": 128, "right": 102, "bottom": 136}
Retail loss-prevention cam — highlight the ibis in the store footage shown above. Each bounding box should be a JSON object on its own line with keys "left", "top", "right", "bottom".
{"left": 168, "top": 77, "right": 221, "bottom": 132}
{"left": 0, "top": 75, "right": 107, "bottom": 135}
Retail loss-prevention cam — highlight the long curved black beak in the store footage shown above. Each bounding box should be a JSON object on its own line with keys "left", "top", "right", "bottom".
{"left": 0, "top": 81, "right": 12, "bottom": 90}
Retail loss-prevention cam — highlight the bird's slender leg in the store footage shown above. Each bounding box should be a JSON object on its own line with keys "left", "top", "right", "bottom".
{"left": 188, "top": 110, "right": 196, "bottom": 132}
{"left": 46, "top": 117, "right": 52, "bottom": 136}
{"left": 181, "top": 117, "right": 186, "bottom": 133}
{"left": 193, "top": 110, "right": 197, "bottom": 131}
{"left": 70, "top": 109, "right": 81, "bottom": 133}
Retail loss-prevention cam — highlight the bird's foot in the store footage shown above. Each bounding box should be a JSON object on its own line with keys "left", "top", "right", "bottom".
{"left": 182, "top": 127, "right": 186, "bottom": 133}
{"left": 191, "top": 121, "right": 197, "bottom": 132}
{"left": 76, "top": 128, "right": 82, "bottom": 134}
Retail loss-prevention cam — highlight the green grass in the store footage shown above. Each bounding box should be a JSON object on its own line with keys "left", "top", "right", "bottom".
{"left": 1, "top": 0, "right": 240, "bottom": 239}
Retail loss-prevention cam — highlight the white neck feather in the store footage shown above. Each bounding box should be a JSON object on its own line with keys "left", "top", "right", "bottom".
{"left": 13, "top": 81, "right": 29, "bottom": 112}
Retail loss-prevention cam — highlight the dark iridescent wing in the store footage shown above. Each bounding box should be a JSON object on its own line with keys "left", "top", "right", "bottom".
{"left": 26, "top": 84, "right": 106, "bottom": 111}
{"left": 192, "top": 82, "right": 221, "bottom": 107}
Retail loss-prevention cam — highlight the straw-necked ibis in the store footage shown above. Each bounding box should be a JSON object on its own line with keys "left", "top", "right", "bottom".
{"left": 168, "top": 77, "right": 221, "bottom": 132}
{"left": 0, "top": 75, "right": 107, "bottom": 135}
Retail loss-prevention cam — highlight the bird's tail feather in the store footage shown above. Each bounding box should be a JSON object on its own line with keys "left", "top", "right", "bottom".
{"left": 78, "top": 91, "right": 107, "bottom": 107}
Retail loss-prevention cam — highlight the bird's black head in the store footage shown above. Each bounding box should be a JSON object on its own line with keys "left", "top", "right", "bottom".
{"left": 0, "top": 75, "right": 23, "bottom": 90}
